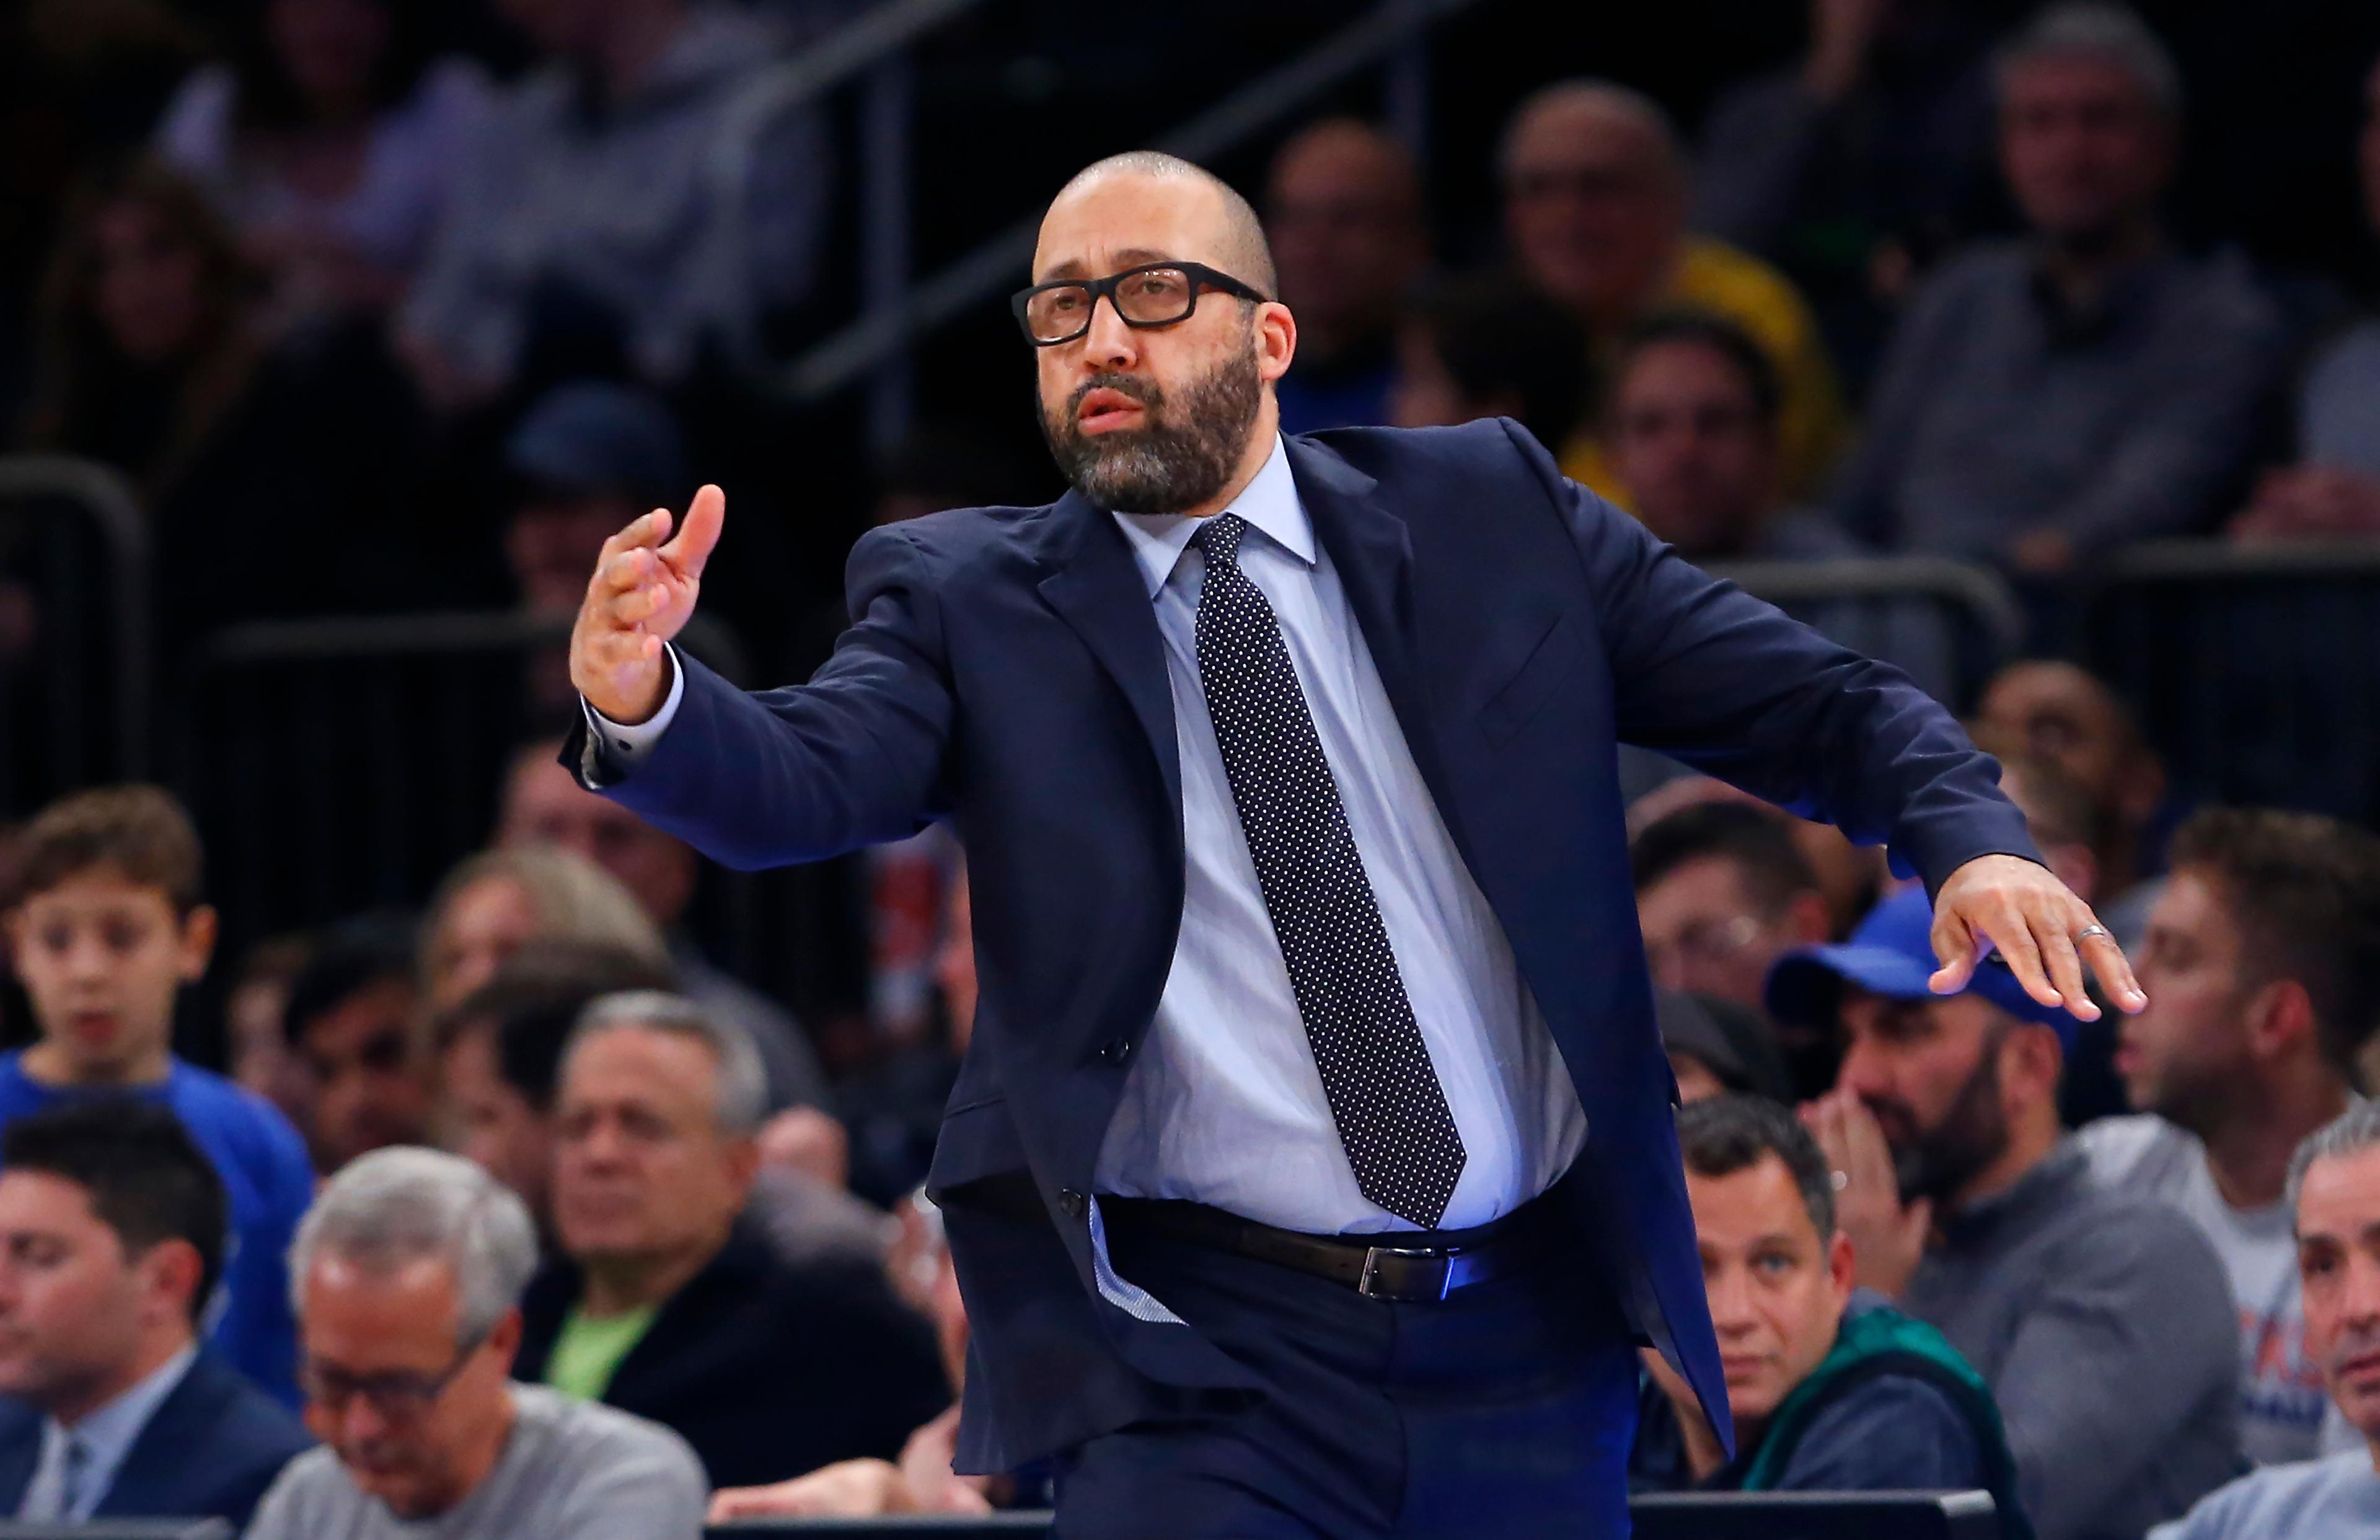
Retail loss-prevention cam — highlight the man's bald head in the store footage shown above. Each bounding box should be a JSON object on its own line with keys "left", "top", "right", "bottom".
{"left": 1499, "top": 80, "right": 1685, "bottom": 187}
{"left": 1044, "top": 152, "right": 1277, "bottom": 298}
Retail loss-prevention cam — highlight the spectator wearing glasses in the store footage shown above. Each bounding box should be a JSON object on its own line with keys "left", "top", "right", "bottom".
{"left": 2153, "top": 1103, "right": 2380, "bottom": 1539}
{"left": 1631, "top": 1097, "right": 2021, "bottom": 1521}
{"left": 0, "top": 1105, "right": 311, "bottom": 1527}
{"left": 1634, "top": 801, "right": 1833, "bottom": 1011}
{"left": 247, "top": 1146, "right": 704, "bottom": 1539}
{"left": 1264, "top": 119, "right": 1429, "bottom": 434}
{"left": 1499, "top": 79, "right": 1848, "bottom": 503}
{"left": 1830, "top": 3, "right": 2286, "bottom": 573}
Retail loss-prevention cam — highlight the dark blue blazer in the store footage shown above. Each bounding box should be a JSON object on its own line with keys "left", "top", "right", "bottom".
{"left": 575, "top": 421, "right": 2038, "bottom": 1474}
{"left": 0, "top": 1347, "right": 313, "bottom": 1527}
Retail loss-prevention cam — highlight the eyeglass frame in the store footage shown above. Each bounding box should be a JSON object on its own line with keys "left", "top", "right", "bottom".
{"left": 1010, "top": 261, "right": 1269, "bottom": 347}
{"left": 299, "top": 1329, "right": 489, "bottom": 1422}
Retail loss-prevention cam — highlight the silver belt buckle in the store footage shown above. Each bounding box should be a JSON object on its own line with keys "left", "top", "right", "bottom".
{"left": 1358, "top": 1244, "right": 1455, "bottom": 1301}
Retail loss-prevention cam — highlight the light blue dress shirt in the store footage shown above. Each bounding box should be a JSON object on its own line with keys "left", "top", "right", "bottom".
{"left": 1092, "top": 437, "right": 1586, "bottom": 1234}
{"left": 18, "top": 1343, "right": 196, "bottom": 1521}
{"left": 588, "top": 438, "right": 1588, "bottom": 1237}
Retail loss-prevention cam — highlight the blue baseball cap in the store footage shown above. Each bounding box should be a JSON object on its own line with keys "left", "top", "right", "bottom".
{"left": 1763, "top": 887, "right": 2078, "bottom": 1050}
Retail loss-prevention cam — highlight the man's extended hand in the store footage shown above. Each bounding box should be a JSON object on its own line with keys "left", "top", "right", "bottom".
{"left": 1931, "top": 853, "right": 2144, "bottom": 1021}
{"left": 569, "top": 485, "right": 726, "bottom": 723}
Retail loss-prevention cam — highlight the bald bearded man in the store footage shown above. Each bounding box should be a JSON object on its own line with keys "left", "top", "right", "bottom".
{"left": 562, "top": 152, "right": 2136, "bottom": 1538}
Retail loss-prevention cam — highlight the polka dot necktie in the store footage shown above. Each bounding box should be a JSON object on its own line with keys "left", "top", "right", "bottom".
{"left": 1192, "top": 513, "right": 1466, "bottom": 1227}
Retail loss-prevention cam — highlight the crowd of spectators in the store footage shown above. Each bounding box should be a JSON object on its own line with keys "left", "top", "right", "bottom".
{"left": 7, "top": 0, "right": 2380, "bottom": 1536}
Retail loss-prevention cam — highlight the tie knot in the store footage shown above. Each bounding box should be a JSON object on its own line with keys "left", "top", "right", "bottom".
{"left": 1194, "top": 512, "right": 1247, "bottom": 567}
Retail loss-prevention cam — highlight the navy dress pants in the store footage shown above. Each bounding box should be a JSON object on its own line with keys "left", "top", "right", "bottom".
{"left": 1052, "top": 1215, "right": 1639, "bottom": 1539}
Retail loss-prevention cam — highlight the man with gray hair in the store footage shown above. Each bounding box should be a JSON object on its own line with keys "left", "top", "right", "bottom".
{"left": 247, "top": 1147, "right": 705, "bottom": 1539}
{"left": 1832, "top": 2, "right": 2285, "bottom": 571}
{"left": 2153, "top": 1102, "right": 2380, "bottom": 1536}
{"left": 511, "top": 992, "right": 947, "bottom": 1489}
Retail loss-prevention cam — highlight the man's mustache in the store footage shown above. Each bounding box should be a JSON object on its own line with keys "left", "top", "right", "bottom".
{"left": 1067, "top": 372, "right": 1165, "bottom": 422}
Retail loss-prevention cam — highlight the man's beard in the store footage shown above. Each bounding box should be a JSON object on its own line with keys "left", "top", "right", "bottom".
{"left": 1873, "top": 1029, "right": 2014, "bottom": 1207}
{"left": 1039, "top": 340, "right": 1263, "bottom": 514}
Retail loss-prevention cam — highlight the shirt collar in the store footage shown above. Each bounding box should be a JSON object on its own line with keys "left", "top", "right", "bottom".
{"left": 1109, "top": 435, "right": 1311, "bottom": 598}
{"left": 42, "top": 1342, "right": 198, "bottom": 1491}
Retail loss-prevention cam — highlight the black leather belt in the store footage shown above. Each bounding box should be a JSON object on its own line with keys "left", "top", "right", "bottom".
{"left": 1099, "top": 1186, "right": 1574, "bottom": 1305}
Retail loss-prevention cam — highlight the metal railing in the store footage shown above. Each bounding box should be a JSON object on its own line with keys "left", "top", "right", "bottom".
{"left": 165, "top": 610, "right": 856, "bottom": 1029}
{"left": 761, "top": 0, "right": 1488, "bottom": 435}
{"left": 2082, "top": 537, "right": 2380, "bottom": 822}
{"left": 0, "top": 455, "right": 151, "bottom": 811}
{"left": 710, "top": 0, "right": 992, "bottom": 447}
{"left": 1708, "top": 556, "right": 2026, "bottom": 711}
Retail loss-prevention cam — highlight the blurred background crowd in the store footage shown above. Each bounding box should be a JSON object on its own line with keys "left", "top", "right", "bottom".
{"left": 9, "top": 0, "right": 2380, "bottom": 1534}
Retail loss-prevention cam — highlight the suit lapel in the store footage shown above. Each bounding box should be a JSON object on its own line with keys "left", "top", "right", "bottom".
{"left": 91, "top": 1353, "right": 213, "bottom": 1516}
{"left": 0, "top": 1408, "right": 38, "bottom": 1516}
{"left": 1289, "top": 438, "right": 1473, "bottom": 860}
{"left": 1033, "top": 492, "right": 1184, "bottom": 825}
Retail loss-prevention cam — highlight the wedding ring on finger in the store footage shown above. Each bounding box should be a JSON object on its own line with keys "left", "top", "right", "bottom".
{"left": 2074, "top": 924, "right": 2110, "bottom": 943}
{"left": 1830, "top": 1169, "right": 1851, "bottom": 1192}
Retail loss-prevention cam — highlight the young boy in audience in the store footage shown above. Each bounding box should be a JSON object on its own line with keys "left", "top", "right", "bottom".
{"left": 0, "top": 785, "right": 315, "bottom": 1404}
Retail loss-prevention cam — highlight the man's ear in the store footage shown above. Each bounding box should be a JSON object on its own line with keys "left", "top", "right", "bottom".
{"left": 174, "top": 905, "right": 218, "bottom": 984}
{"left": 1256, "top": 301, "right": 1297, "bottom": 383}
{"left": 1784, "top": 891, "right": 1833, "bottom": 947}
{"left": 1825, "top": 1226, "right": 1858, "bottom": 1301}
{"left": 2244, "top": 977, "right": 2317, "bottom": 1063}
{"left": 138, "top": 1237, "right": 206, "bottom": 1327}
{"left": 723, "top": 1134, "right": 763, "bottom": 1201}
{"left": 483, "top": 1306, "right": 524, "bottom": 1375}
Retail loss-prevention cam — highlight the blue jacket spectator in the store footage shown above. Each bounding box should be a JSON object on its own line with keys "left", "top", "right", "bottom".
{"left": 0, "top": 1104, "right": 312, "bottom": 1526}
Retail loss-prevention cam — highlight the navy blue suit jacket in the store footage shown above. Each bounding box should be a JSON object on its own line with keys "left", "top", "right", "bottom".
{"left": 575, "top": 421, "right": 2038, "bottom": 1474}
{"left": 0, "top": 1348, "right": 312, "bottom": 1528}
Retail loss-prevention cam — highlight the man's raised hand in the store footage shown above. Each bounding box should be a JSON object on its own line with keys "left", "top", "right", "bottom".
{"left": 569, "top": 483, "right": 726, "bottom": 724}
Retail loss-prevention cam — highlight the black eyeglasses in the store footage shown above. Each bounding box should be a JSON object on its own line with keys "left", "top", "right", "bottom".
{"left": 1011, "top": 262, "right": 1267, "bottom": 346}
{"left": 301, "top": 1333, "right": 485, "bottom": 1422}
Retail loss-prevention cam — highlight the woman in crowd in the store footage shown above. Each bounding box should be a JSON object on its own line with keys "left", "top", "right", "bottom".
{"left": 154, "top": 0, "right": 488, "bottom": 332}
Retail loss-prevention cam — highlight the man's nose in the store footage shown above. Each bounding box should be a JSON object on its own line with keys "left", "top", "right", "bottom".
{"left": 337, "top": 1394, "right": 393, "bottom": 1447}
{"left": 1705, "top": 1263, "right": 1755, "bottom": 1330}
{"left": 1080, "top": 295, "right": 1139, "bottom": 371}
{"left": 1835, "top": 1035, "right": 1891, "bottom": 1099}
{"left": 2343, "top": 1252, "right": 2380, "bottom": 1327}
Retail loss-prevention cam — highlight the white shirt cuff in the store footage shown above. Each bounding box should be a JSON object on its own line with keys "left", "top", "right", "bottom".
{"left": 580, "top": 646, "right": 684, "bottom": 776}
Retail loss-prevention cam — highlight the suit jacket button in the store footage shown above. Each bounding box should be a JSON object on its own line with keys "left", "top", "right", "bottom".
{"left": 1058, "top": 1189, "right": 1088, "bottom": 1219}
{"left": 1101, "top": 1037, "right": 1132, "bottom": 1064}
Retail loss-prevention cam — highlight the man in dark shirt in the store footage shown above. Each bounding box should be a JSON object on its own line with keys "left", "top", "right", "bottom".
{"left": 1829, "top": 4, "right": 2285, "bottom": 571}
{"left": 1631, "top": 1096, "right": 2022, "bottom": 1527}
{"left": 512, "top": 990, "right": 947, "bottom": 1488}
